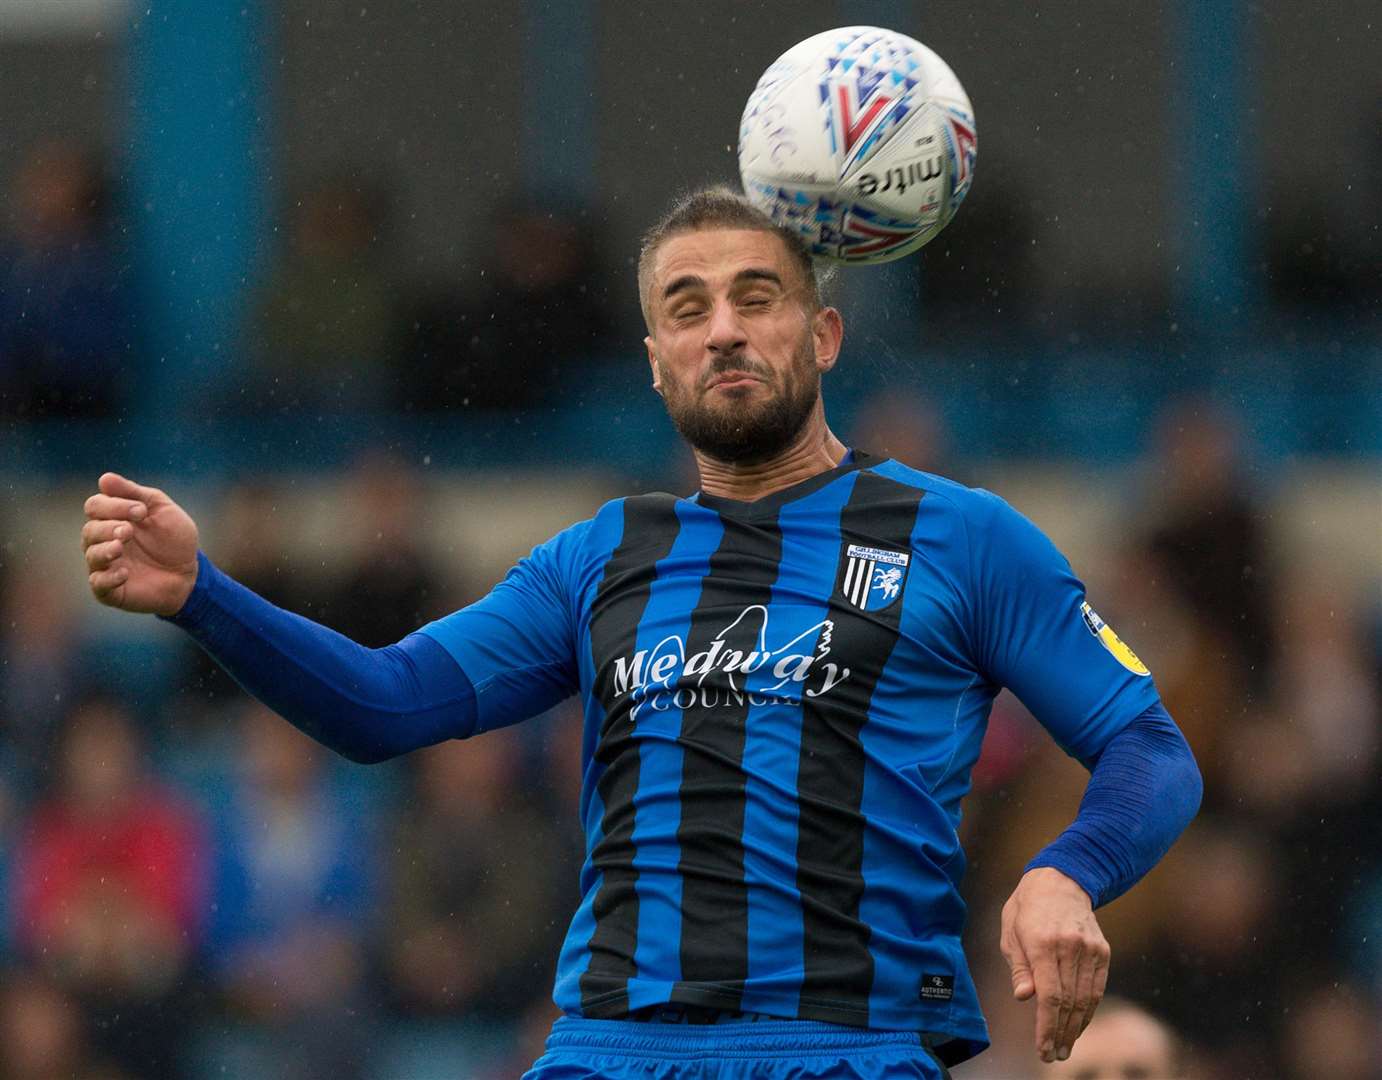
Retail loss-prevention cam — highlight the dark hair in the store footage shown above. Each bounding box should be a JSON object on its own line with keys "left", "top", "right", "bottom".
{"left": 637, "top": 185, "right": 826, "bottom": 328}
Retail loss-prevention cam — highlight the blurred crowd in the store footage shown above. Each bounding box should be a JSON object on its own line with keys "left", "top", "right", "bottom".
{"left": 0, "top": 140, "right": 620, "bottom": 422}
{"left": 0, "top": 455, "right": 583, "bottom": 1079}
{"left": 4, "top": 139, "right": 1379, "bottom": 425}
{"left": 0, "top": 404, "right": 1377, "bottom": 1079}
{"left": 2, "top": 139, "right": 1380, "bottom": 1078}
{"left": 947, "top": 401, "right": 1382, "bottom": 1079}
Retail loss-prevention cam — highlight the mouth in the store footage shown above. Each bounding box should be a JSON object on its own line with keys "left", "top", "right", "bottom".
{"left": 706, "top": 372, "right": 763, "bottom": 392}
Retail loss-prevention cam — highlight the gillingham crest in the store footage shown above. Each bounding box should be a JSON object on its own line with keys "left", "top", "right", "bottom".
{"left": 840, "top": 544, "right": 910, "bottom": 612}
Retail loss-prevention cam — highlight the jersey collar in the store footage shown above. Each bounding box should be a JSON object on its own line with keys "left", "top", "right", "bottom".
{"left": 691, "top": 449, "right": 881, "bottom": 520}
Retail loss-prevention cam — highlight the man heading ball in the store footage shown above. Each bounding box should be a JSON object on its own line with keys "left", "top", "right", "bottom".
{"left": 82, "top": 188, "right": 1201, "bottom": 1079}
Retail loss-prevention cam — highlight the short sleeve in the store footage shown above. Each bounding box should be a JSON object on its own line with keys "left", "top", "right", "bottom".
{"left": 417, "top": 519, "right": 590, "bottom": 734}
{"left": 965, "top": 490, "right": 1161, "bottom": 764}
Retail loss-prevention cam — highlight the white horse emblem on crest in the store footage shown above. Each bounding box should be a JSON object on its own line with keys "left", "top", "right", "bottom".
{"left": 841, "top": 543, "right": 911, "bottom": 611}
{"left": 873, "top": 566, "right": 903, "bottom": 601}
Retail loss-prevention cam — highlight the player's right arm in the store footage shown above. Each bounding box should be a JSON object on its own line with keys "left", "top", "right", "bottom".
{"left": 81, "top": 472, "right": 581, "bottom": 762}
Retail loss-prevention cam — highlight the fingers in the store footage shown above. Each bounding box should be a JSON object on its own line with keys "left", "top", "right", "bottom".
{"left": 89, "top": 565, "right": 129, "bottom": 601}
{"left": 1000, "top": 916, "right": 1035, "bottom": 1001}
{"left": 82, "top": 519, "right": 133, "bottom": 548}
{"left": 1045, "top": 933, "right": 1111, "bottom": 1063}
{"left": 98, "top": 472, "right": 162, "bottom": 503}
{"left": 1091, "top": 942, "right": 1110, "bottom": 1011}
{"left": 1051, "top": 946, "right": 1084, "bottom": 1061}
{"left": 85, "top": 538, "right": 125, "bottom": 572}
{"left": 1031, "top": 948, "right": 1066, "bottom": 1063}
{"left": 1069, "top": 937, "right": 1111, "bottom": 1053}
{"left": 84, "top": 493, "right": 148, "bottom": 522}
{"left": 1009, "top": 960, "right": 1035, "bottom": 1000}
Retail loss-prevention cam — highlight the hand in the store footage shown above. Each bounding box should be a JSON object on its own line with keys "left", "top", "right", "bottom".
{"left": 999, "top": 866, "right": 1110, "bottom": 1065}
{"left": 82, "top": 472, "right": 200, "bottom": 616}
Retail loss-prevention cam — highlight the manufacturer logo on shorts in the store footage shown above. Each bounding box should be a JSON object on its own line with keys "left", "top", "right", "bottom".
{"left": 840, "top": 544, "right": 910, "bottom": 612}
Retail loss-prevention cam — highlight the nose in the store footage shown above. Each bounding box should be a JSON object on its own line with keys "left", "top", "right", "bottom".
{"left": 703, "top": 299, "right": 749, "bottom": 355}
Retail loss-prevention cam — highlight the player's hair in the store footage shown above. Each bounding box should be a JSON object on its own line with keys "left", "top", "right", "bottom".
{"left": 637, "top": 186, "right": 830, "bottom": 330}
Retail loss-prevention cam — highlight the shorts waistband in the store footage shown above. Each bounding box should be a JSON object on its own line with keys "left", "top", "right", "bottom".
{"left": 546, "top": 1016, "right": 925, "bottom": 1059}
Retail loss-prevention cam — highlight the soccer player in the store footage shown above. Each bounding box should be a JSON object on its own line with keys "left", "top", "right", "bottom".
{"left": 81, "top": 188, "right": 1202, "bottom": 1079}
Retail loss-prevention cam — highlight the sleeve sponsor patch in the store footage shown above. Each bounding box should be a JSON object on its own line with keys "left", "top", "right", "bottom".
{"left": 1080, "top": 601, "right": 1151, "bottom": 677}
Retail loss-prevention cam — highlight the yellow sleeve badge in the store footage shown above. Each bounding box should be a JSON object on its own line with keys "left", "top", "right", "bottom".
{"left": 1080, "top": 601, "right": 1151, "bottom": 677}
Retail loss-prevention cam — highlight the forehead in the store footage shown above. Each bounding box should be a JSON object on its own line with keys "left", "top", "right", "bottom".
{"left": 651, "top": 227, "right": 800, "bottom": 292}
{"left": 1066, "top": 1012, "right": 1173, "bottom": 1071}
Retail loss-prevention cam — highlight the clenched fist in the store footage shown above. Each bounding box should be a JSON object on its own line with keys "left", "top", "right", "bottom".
{"left": 82, "top": 472, "right": 200, "bottom": 616}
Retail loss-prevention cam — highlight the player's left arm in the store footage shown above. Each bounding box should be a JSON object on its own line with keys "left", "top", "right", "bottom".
{"left": 965, "top": 491, "right": 1202, "bottom": 1066}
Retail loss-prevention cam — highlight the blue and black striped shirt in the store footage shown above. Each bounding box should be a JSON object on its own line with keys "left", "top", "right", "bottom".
{"left": 419, "top": 453, "right": 1162, "bottom": 1059}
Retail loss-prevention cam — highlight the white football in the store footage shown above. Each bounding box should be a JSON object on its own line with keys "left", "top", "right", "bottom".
{"left": 738, "top": 26, "right": 977, "bottom": 264}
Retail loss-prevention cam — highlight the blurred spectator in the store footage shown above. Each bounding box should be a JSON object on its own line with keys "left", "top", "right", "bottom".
{"left": 531, "top": 702, "right": 589, "bottom": 939}
{"left": 246, "top": 174, "right": 399, "bottom": 411}
{"left": 1115, "top": 821, "right": 1281, "bottom": 1079}
{"left": 1139, "top": 399, "right": 1276, "bottom": 694}
{"left": 203, "top": 703, "right": 377, "bottom": 1078}
{"left": 381, "top": 729, "right": 567, "bottom": 1022}
{"left": 312, "top": 451, "right": 451, "bottom": 646}
{"left": 1047, "top": 996, "right": 1188, "bottom": 1080}
{"left": 1268, "top": 571, "right": 1380, "bottom": 803}
{"left": 0, "top": 969, "right": 129, "bottom": 1080}
{"left": 1105, "top": 544, "right": 1238, "bottom": 805}
{"left": 849, "top": 389, "right": 952, "bottom": 474}
{"left": 8, "top": 698, "right": 206, "bottom": 1078}
{"left": 399, "top": 198, "right": 616, "bottom": 410}
{"left": 0, "top": 563, "right": 87, "bottom": 768}
{"left": 1280, "top": 981, "right": 1379, "bottom": 1080}
{"left": 0, "top": 768, "right": 20, "bottom": 949}
{"left": 0, "top": 140, "right": 134, "bottom": 420}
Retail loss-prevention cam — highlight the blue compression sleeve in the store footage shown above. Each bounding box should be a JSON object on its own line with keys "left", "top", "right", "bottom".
{"left": 1024, "top": 701, "right": 1202, "bottom": 908}
{"left": 163, "top": 551, "right": 477, "bottom": 762}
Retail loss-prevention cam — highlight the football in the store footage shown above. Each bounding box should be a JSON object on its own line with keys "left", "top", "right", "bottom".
{"left": 738, "top": 26, "right": 977, "bottom": 264}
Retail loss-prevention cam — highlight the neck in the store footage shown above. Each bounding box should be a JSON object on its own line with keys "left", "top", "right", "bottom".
{"left": 694, "top": 403, "right": 848, "bottom": 501}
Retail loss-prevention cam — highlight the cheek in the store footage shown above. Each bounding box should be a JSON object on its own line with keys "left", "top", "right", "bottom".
{"left": 762, "top": 315, "right": 809, "bottom": 355}
{"left": 655, "top": 351, "right": 696, "bottom": 396}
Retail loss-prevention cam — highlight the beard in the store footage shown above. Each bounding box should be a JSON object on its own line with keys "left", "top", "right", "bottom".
{"left": 657, "top": 337, "right": 821, "bottom": 466}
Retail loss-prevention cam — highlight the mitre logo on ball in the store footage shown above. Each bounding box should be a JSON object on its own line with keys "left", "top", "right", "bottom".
{"left": 738, "top": 25, "right": 977, "bottom": 264}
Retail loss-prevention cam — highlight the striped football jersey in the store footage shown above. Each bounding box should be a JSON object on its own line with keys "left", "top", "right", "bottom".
{"left": 419, "top": 452, "right": 1160, "bottom": 1065}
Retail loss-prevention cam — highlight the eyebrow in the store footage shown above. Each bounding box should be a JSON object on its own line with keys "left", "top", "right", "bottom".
{"left": 661, "top": 267, "right": 786, "bottom": 302}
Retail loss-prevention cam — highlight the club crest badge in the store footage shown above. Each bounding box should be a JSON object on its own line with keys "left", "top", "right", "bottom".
{"left": 1080, "top": 601, "right": 1151, "bottom": 676}
{"left": 840, "top": 543, "right": 910, "bottom": 612}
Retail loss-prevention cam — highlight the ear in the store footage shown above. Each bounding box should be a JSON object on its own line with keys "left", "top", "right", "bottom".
{"left": 811, "top": 307, "right": 844, "bottom": 374}
{"left": 645, "top": 335, "right": 662, "bottom": 395}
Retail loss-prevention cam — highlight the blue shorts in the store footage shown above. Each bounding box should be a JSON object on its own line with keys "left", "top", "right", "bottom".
{"left": 522, "top": 1016, "right": 949, "bottom": 1079}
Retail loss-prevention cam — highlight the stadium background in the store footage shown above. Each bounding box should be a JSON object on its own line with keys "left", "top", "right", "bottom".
{"left": 0, "top": 1, "right": 1378, "bottom": 1076}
